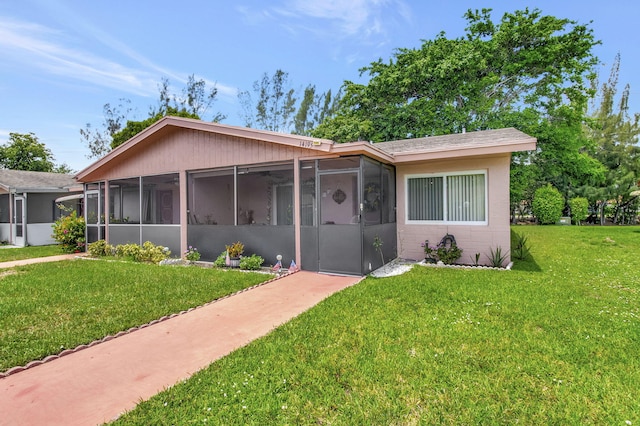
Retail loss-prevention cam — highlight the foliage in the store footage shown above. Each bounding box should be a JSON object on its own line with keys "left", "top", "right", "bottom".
{"left": 238, "top": 69, "right": 297, "bottom": 132}
{"left": 372, "top": 235, "right": 384, "bottom": 265}
{"left": 51, "top": 211, "right": 86, "bottom": 253}
{"left": 111, "top": 107, "right": 200, "bottom": 149}
{"left": 0, "top": 132, "right": 57, "bottom": 172}
{"left": 87, "top": 239, "right": 114, "bottom": 257}
{"left": 314, "top": 8, "right": 598, "bottom": 144}
{"left": 225, "top": 241, "right": 245, "bottom": 258}
{"left": 569, "top": 197, "right": 589, "bottom": 225}
{"left": 293, "top": 86, "right": 340, "bottom": 136}
{"left": 184, "top": 246, "right": 201, "bottom": 262}
{"left": 0, "top": 261, "right": 269, "bottom": 371}
{"left": 138, "top": 241, "right": 170, "bottom": 263}
{"left": 532, "top": 184, "right": 565, "bottom": 224}
{"left": 115, "top": 243, "right": 142, "bottom": 260}
{"left": 581, "top": 53, "right": 640, "bottom": 224}
{"left": 510, "top": 230, "right": 531, "bottom": 261}
{"left": 239, "top": 254, "right": 264, "bottom": 270}
{"left": 470, "top": 252, "right": 481, "bottom": 266}
{"left": 115, "top": 226, "right": 640, "bottom": 425}
{"left": 81, "top": 76, "right": 225, "bottom": 158}
{"left": 486, "top": 246, "right": 509, "bottom": 267}
{"left": 422, "top": 235, "right": 463, "bottom": 265}
{"left": 213, "top": 251, "right": 227, "bottom": 268}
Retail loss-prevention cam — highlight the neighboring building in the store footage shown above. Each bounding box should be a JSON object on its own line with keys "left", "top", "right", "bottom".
{"left": 75, "top": 116, "right": 536, "bottom": 275}
{"left": 0, "top": 170, "right": 83, "bottom": 246}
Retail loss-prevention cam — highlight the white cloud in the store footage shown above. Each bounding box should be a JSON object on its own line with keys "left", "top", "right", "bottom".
{"left": 275, "top": 0, "right": 411, "bottom": 39}
{"left": 0, "top": 17, "right": 159, "bottom": 97}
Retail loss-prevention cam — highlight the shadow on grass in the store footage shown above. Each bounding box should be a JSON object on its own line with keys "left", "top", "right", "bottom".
{"left": 510, "top": 256, "right": 542, "bottom": 272}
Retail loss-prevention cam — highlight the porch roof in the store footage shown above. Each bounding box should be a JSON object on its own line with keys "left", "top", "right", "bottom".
{"left": 0, "top": 169, "right": 80, "bottom": 194}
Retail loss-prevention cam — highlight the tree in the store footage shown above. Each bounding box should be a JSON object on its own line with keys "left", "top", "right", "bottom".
{"left": 0, "top": 132, "right": 56, "bottom": 172}
{"left": 293, "top": 86, "right": 340, "bottom": 136}
{"left": 315, "top": 8, "right": 599, "bottom": 143}
{"left": 239, "top": 70, "right": 297, "bottom": 132}
{"left": 582, "top": 54, "right": 640, "bottom": 224}
{"left": 82, "top": 76, "right": 225, "bottom": 158}
{"left": 111, "top": 107, "right": 200, "bottom": 149}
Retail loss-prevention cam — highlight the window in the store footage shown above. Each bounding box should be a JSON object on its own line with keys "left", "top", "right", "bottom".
{"left": 406, "top": 171, "right": 487, "bottom": 224}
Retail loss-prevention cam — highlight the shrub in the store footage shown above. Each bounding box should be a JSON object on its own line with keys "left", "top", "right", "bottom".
{"left": 569, "top": 197, "right": 589, "bottom": 225}
{"left": 51, "top": 211, "right": 86, "bottom": 253}
{"left": 213, "top": 251, "right": 227, "bottom": 268}
{"left": 87, "top": 239, "right": 114, "bottom": 257}
{"left": 184, "top": 246, "right": 201, "bottom": 262}
{"left": 240, "top": 254, "right": 264, "bottom": 270}
{"left": 138, "top": 241, "right": 170, "bottom": 263}
{"left": 422, "top": 234, "right": 463, "bottom": 265}
{"left": 115, "top": 243, "right": 142, "bottom": 260}
{"left": 532, "top": 184, "right": 564, "bottom": 225}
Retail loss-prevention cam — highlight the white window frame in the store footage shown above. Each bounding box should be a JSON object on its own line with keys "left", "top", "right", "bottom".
{"left": 405, "top": 170, "right": 488, "bottom": 225}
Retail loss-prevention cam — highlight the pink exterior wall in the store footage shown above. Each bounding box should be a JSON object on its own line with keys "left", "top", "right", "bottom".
{"left": 395, "top": 153, "right": 512, "bottom": 265}
{"left": 91, "top": 128, "right": 313, "bottom": 181}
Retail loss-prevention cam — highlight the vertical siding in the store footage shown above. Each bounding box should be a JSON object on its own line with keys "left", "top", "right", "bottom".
{"left": 396, "top": 154, "right": 512, "bottom": 265}
{"left": 95, "top": 128, "right": 314, "bottom": 180}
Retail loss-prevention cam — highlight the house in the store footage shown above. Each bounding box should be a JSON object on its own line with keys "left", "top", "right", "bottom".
{"left": 0, "top": 170, "right": 83, "bottom": 246}
{"left": 75, "top": 116, "right": 536, "bottom": 275}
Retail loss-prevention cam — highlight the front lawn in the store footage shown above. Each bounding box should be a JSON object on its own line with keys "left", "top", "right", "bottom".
{"left": 0, "top": 260, "right": 270, "bottom": 371}
{"left": 114, "top": 226, "right": 640, "bottom": 425}
{"left": 0, "top": 244, "right": 65, "bottom": 263}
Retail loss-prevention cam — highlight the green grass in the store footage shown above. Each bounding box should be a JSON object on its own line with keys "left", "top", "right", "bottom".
{"left": 114, "top": 226, "right": 640, "bottom": 425}
{"left": 0, "top": 244, "right": 65, "bottom": 262}
{"left": 0, "top": 260, "right": 270, "bottom": 371}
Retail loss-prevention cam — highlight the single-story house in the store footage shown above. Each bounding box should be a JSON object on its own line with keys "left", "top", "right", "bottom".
{"left": 0, "top": 170, "right": 83, "bottom": 246}
{"left": 75, "top": 116, "right": 536, "bottom": 275}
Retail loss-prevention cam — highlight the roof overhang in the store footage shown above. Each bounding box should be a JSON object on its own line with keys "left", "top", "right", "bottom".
{"left": 75, "top": 116, "right": 335, "bottom": 181}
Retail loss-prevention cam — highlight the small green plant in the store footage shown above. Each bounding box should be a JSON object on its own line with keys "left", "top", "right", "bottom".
{"left": 422, "top": 235, "right": 463, "bottom": 265}
{"left": 87, "top": 239, "right": 114, "bottom": 257}
{"left": 373, "top": 236, "right": 384, "bottom": 265}
{"left": 225, "top": 241, "right": 244, "bottom": 258}
{"left": 511, "top": 232, "right": 531, "bottom": 260}
{"left": 239, "top": 254, "right": 264, "bottom": 270}
{"left": 184, "top": 246, "right": 201, "bottom": 262}
{"left": 532, "top": 184, "right": 564, "bottom": 225}
{"left": 51, "top": 211, "right": 86, "bottom": 253}
{"left": 487, "top": 246, "right": 509, "bottom": 267}
{"left": 470, "top": 252, "right": 481, "bottom": 266}
{"left": 138, "top": 241, "right": 170, "bottom": 263}
{"left": 569, "top": 196, "right": 589, "bottom": 225}
{"left": 213, "top": 251, "right": 227, "bottom": 268}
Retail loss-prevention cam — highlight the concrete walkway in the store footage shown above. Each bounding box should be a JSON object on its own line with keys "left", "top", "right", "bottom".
{"left": 0, "top": 269, "right": 361, "bottom": 426}
{"left": 0, "top": 253, "right": 87, "bottom": 269}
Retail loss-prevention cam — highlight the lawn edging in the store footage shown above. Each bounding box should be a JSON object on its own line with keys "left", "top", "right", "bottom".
{"left": 0, "top": 270, "right": 294, "bottom": 378}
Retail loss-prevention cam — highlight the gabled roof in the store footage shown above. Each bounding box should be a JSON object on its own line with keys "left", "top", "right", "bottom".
{"left": 75, "top": 116, "right": 337, "bottom": 180}
{"left": 75, "top": 117, "right": 536, "bottom": 181}
{"left": 0, "top": 169, "right": 79, "bottom": 193}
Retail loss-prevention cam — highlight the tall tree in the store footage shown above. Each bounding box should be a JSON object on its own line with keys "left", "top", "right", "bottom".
{"left": 582, "top": 54, "right": 640, "bottom": 223}
{"left": 82, "top": 76, "right": 225, "bottom": 158}
{"left": 313, "top": 8, "right": 599, "bottom": 143}
{"left": 238, "top": 69, "right": 297, "bottom": 132}
{"left": 293, "top": 86, "right": 340, "bottom": 136}
{"left": 0, "top": 132, "right": 56, "bottom": 172}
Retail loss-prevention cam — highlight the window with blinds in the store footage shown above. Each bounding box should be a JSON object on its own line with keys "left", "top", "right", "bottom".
{"left": 406, "top": 171, "right": 487, "bottom": 224}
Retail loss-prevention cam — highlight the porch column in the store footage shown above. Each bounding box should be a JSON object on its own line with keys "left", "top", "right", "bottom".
{"left": 179, "top": 170, "right": 188, "bottom": 259}
{"left": 103, "top": 180, "right": 110, "bottom": 243}
{"left": 293, "top": 156, "right": 302, "bottom": 269}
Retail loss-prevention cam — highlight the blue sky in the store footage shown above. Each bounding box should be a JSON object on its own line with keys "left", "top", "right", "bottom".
{"left": 1, "top": 0, "right": 639, "bottom": 172}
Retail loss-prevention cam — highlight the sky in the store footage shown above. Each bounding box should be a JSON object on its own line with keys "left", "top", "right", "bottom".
{"left": 1, "top": 0, "right": 639, "bottom": 172}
